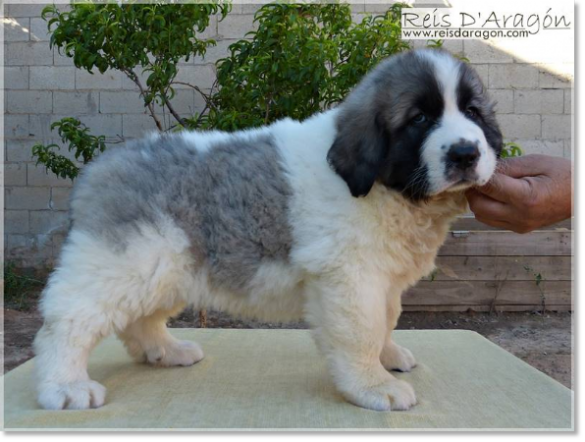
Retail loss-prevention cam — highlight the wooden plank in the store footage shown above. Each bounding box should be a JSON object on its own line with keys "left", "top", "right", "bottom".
{"left": 451, "top": 216, "right": 573, "bottom": 232}
{"left": 422, "top": 256, "right": 573, "bottom": 281}
{"left": 439, "top": 231, "right": 572, "bottom": 256}
{"left": 403, "top": 304, "right": 573, "bottom": 312}
{"left": 403, "top": 281, "right": 572, "bottom": 306}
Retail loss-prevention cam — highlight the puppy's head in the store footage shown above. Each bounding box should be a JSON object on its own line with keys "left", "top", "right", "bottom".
{"left": 327, "top": 49, "right": 503, "bottom": 201}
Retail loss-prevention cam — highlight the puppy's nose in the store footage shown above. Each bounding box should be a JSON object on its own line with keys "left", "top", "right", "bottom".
{"left": 447, "top": 144, "right": 480, "bottom": 170}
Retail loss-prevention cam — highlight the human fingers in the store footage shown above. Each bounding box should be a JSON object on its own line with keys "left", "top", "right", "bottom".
{"left": 473, "top": 172, "right": 530, "bottom": 204}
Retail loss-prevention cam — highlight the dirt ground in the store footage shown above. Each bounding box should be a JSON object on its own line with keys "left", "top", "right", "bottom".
{"left": 3, "top": 306, "right": 572, "bottom": 389}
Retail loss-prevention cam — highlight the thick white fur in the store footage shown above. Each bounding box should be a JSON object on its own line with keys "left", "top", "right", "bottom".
{"left": 34, "top": 108, "right": 467, "bottom": 411}
{"left": 35, "top": 52, "right": 483, "bottom": 412}
{"left": 420, "top": 51, "right": 497, "bottom": 194}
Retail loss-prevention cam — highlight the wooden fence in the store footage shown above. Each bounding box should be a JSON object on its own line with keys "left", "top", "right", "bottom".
{"left": 403, "top": 216, "right": 573, "bottom": 312}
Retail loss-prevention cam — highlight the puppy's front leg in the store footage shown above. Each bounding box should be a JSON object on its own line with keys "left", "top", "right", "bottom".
{"left": 380, "top": 292, "right": 417, "bottom": 372}
{"left": 305, "top": 277, "right": 416, "bottom": 412}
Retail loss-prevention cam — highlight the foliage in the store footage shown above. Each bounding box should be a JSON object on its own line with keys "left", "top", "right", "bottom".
{"left": 32, "top": 118, "right": 107, "bottom": 179}
{"left": 34, "top": 1, "right": 415, "bottom": 176}
{"left": 31, "top": 1, "right": 524, "bottom": 182}
{"left": 3, "top": 262, "right": 44, "bottom": 310}
{"left": 42, "top": 0, "right": 230, "bottom": 129}
{"left": 206, "top": 2, "right": 411, "bottom": 130}
{"left": 501, "top": 141, "right": 524, "bottom": 158}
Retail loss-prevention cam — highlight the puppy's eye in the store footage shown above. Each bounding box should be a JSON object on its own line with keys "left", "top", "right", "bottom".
{"left": 465, "top": 107, "right": 479, "bottom": 119}
{"left": 412, "top": 113, "right": 427, "bottom": 124}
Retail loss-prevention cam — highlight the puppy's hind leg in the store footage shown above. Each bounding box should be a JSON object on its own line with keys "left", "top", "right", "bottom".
{"left": 34, "top": 273, "right": 114, "bottom": 410}
{"left": 118, "top": 305, "right": 204, "bottom": 367}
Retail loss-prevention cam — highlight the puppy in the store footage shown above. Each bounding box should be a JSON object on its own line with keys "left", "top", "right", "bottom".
{"left": 34, "top": 48, "right": 502, "bottom": 411}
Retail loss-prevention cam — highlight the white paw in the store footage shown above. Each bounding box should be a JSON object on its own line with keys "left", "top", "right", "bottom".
{"left": 381, "top": 342, "right": 417, "bottom": 372}
{"left": 146, "top": 340, "right": 204, "bottom": 367}
{"left": 344, "top": 377, "right": 417, "bottom": 411}
{"left": 38, "top": 380, "right": 107, "bottom": 410}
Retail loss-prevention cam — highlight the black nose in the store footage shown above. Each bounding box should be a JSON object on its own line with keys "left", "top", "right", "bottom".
{"left": 447, "top": 144, "right": 480, "bottom": 170}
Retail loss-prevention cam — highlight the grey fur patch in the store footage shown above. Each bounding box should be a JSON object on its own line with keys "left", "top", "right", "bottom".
{"left": 70, "top": 132, "right": 293, "bottom": 293}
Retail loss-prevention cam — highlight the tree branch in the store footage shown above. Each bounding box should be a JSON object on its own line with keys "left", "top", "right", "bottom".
{"left": 123, "top": 69, "right": 163, "bottom": 132}
{"left": 171, "top": 81, "right": 217, "bottom": 110}
{"left": 161, "top": 93, "right": 187, "bottom": 127}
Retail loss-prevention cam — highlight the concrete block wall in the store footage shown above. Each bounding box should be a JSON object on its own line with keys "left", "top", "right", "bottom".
{"left": 2, "top": 2, "right": 574, "bottom": 269}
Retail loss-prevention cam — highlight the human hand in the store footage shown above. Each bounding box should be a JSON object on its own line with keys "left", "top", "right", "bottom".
{"left": 465, "top": 154, "right": 572, "bottom": 233}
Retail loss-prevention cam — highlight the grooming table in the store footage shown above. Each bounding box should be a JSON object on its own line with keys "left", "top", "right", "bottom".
{"left": 3, "top": 329, "right": 572, "bottom": 430}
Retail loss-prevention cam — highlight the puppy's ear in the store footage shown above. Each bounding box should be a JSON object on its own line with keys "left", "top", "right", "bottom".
{"left": 327, "top": 112, "right": 389, "bottom": 197}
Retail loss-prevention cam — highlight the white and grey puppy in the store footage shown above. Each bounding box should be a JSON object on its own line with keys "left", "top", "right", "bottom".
{"left": 34, "top": 49, "right": 503, "bottom": 411}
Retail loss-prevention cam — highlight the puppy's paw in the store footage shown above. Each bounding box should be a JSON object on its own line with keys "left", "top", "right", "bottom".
{"left": 344, "top": 378, "right": 417, "bottom": 411}
{"left": 146, "top": 340, "right": 204, "bottom": 367}
{"left": 381, "top": 342, "right": 417, "bottom": 372}
{"left": 38, "top": 380, "right": 107, "bottom": 410}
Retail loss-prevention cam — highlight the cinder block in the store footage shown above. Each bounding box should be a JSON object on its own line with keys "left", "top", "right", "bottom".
{"left": 497, "top": 114, "right": 541, "bottom": 139}
{"left": 350, "top": 1, "right": 366, "bottom": 13}
{"left": 196, "top": 14, "right": 218, "bottom": 39}
{"left": 120, "top": 68, "right": 150, "bottom": 90}
{"left": 538, "top": 65, "right": 573, "bottom": 89}
{"left": 539, "top": 90, "right": 565, "bottom": 114}
{"left": 5, "top": 90, "right": 52, "bottom": 114}
{"left": 488, "top": 64, "right": 539, "bottom": 89}
{"left": 122, "top": 114, "right": 160, "bottom": 138}
{"left": 5, "top": 41, "right": 54, "bottom": 66}
{"left": 217, "top": 14, "right": 257, "bottom": 39}
{"left": 469, "top": 64, "right": 488, "bottom": 86}
{"left": 464, "top": 40, "right": 514, "bottom": 64}
{"left": 440, "top": 39, "right": 463, "bottom": 55}
{"left": 4, "top": 210, "right": 30, "bottom": 234}
{"left": 3, "top": 17, "right": 30, "bottom": 41}
{"left": 5, "top": 186, "right": 50, "bottom": 210}
{"left": 53, "top": 50, "right": 75, "bottom": 66}
{"left": 4, "top": 114, "right": 52, "bottom": 145}
{"left": 153, "top": 90, "right": 201, "bottom": 116}
{"left": 100, "top": 90, "right": 147, "bottom": 114}
{"left": 6, "top": 4, "right": 47, "bottom": 18}
{"left": 242, "top": 3, "right": 271, "bottom": 14}
{"left": 199, "top": 39, "right": 234, "bottom": 64}
{"left": 75, "top": 69, "right": 123, "bottom": 90}
{"left": 512, "top": 139, "right": 564, "bottom": 157}
{"left": 4, "top": 163, "right": 27, "bottom": 186}
{"left": 6, "top": 140, "right": 35, "bottom": 162}
{"left": 52, "top": 232, "right": 68, "bottom": 258}
{"left": 564, "top": 89, "right": 572, "bottom": 114}
{"left": 77, "top": 114, "right": 123, "bottom": 138}
{"left": 29, "top": 210, "right": 70, "bottom": 234}
{"left": 351, "top": 13, "right": 367, "bottom": 25}
{"left": 4, "top": 234, "right": 53, "bottom": 268}
{"left": 28, "top": 114, "right": 55, "bottom": 141}
{"left": 488, "top": 89, "right": 513, "bottom": 114}
{"left": 27, "top": 163, "right": 73, "bottom": 187}
{"left": 29, "top": 17, "right": 51, "bottom": 42}
{"left": 541, "top": 115, "right": 571, "bottom": 141}
{"left": 4, "top": 116, "right": 33, "bottom": 140}
{"left": 30, "top": 66, "right": 76, "bottom": 90}
{"left": 173, "top": 65, "right": 217, "bottom": 90}
{"left": 564, "top": 139, "right": 573, "bottom": 159}
{"left": 514, "top": 89, "right": 564, "bottom": 114}
{"left": 365, "top": 1, "right": 395, "bottom": 13}
{"left": 53, "top": 91, "right": 98, "bottom": 114}
{"left": 49, "top": 188, "right": 72, "bottom": 211}
{"left": 4, "top": 66, "right": 29, "bottom": 90}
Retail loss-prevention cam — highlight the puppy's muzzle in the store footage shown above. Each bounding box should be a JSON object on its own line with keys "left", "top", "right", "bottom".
{"left": 447, "top": 143, "right": 480, "bottom": 171}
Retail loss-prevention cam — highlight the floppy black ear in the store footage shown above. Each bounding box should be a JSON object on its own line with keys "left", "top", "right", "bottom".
{"left": 327, "top": 112, "right": 389, "bottom": 197}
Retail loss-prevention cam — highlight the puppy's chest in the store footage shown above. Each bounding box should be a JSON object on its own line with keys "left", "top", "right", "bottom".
{"left": 373, "top": 214, "right": 451, "bottom": 287}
